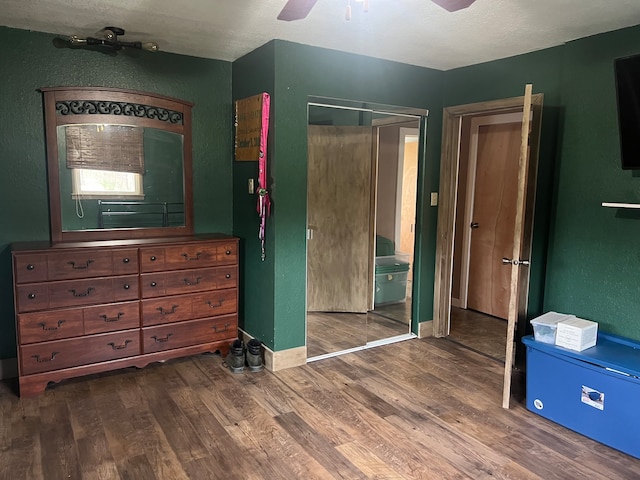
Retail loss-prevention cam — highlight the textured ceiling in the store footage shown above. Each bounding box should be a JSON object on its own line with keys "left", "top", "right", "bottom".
{"left": 2, "top": 0, "right": 640, "bottom": 70}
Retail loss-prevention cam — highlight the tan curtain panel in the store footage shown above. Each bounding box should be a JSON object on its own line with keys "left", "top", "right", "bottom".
{"left": 66, "top": 125, "right": 144, "bottom": 174}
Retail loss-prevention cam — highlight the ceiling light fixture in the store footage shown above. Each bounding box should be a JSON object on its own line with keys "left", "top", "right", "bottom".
{"left": 66, "top": 27, "right": 158, "bottom": 52}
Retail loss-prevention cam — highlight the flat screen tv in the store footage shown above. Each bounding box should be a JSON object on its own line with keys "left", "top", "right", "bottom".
{"left": 615, "top": 53, "right": 640, "bottom": 169}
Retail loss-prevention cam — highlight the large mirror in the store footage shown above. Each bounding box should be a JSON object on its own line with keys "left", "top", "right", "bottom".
{"left": 305, "top": 97, "right": 428, "bottom": 361}
{"left": 42, "top": 87, "right": 193, "bottom": 242}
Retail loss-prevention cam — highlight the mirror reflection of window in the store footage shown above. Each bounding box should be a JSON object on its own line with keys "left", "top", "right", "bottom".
{"left": 71, "top": 168, "right": 143, "bottom": 199}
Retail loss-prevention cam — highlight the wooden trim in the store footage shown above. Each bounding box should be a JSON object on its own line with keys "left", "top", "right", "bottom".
{"left": 433, "top": 109, "right": 461, "bottom": 338}
{"left": 502, "top": 84, "right": 534, "bottom": 409}
{"left": 40, "top": 86, "right": 194, "bottom": 108}
{"left": 18, "top": 341, "right": 230, "bottom": 397}
{"left": 265, "top": 345, "right": 307, "bottom": 371}
{"left": 41, "top": 86, "right": 194, "bottom": 242}
{"left": 418, "top": 320, "right": 433, "bottom": 338}
{"left": 433, "top": 93, "right": 543, "bottom": 339}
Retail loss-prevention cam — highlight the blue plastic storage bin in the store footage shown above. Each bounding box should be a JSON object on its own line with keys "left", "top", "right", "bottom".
{"left": 374, "top": 235, "right": 410, "bottom": 306}
{"left": 523, "top": 333, "right": 640, "bottom": 459}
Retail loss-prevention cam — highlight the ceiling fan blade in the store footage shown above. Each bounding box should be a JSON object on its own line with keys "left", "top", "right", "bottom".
{"left": 277, "top": 0, "right": 319, "bottom": 21}
{"left": 431, "top": 0, "right": 477, "bottom": 12}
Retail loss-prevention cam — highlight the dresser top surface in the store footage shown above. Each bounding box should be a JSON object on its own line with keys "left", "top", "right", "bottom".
{"left": 12, "top": 233, "right": 238, "bottom": 253}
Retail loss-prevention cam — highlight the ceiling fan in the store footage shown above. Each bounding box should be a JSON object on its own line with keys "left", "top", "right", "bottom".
{"left": 277, "top": 0, "right": 477, "bottom": 21}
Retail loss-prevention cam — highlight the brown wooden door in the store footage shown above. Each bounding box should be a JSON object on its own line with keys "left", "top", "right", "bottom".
{"left": 432, "top": 85, "right": 543, "bottom": 408}
{"left": 307, "top": 125, "right": 372, "bottom": 313}
{"left": 467, "top": 120, "right": 522, "bottom": 320}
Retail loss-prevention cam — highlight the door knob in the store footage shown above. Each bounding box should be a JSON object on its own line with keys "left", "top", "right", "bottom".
{"left": 502, "top": 257, "right": 530, "bottom": 266}
{"left": 470, "top": 222, "right": 479, "bottom": 229}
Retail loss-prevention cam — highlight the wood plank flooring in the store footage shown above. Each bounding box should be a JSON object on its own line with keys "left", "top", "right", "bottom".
{"left": 307, "top": 307, "right": 410, "bottom": 358}
{"left": 450, "top": 307, "right": 508, "bottom": 362}
{"left": 1, "top": 338, "right": 639, "bottom": 479}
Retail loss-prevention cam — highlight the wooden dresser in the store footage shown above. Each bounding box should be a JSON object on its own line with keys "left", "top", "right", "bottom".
{"left": 12, "top": 234, "right": 238, "bottom": 396}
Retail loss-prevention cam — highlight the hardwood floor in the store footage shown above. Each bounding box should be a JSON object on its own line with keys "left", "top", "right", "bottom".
{"left": 449, "top": 307, "right": 508, "bottom": 362}
{"left": 1, "top": 338, "right": 639, "bottom": 479}
{"left": 307, "top": 302, "right": 411, "bottom": 358}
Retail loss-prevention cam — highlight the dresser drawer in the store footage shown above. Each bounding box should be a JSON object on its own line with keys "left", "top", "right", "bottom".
{"left": 190, "top": 288, "right": 237, "bottom": 320}
{"left": 141, "top": 295, "right": 194, "bottom": 326}
{"left": 142, "top": 314, "right": 236, "bottom": 353}
{"left": 20, "top": 329, "right": 141, "bottom": 375}
{"left": 14, "top": 249, "right": 138, "bottom": 284}
{"left": 83, "top": 301, "right": 140, "bottom": 335}
{"left": 141, "top": 288, "right": 237, "bottom": 326}
{"left": 140, "top": 266, "right": 236, "bottom": 299}
{"left": 16, "top": 275, "right": 139, "bottom": 313}
{"left": 18, "top": 309, "right": 84, "bottom": 344}
{"left": 140, "top": 241, "right": 238, "bottom": 272}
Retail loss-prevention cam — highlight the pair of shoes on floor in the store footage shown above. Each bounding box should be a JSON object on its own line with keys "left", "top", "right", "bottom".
{"left": 227, "top": 338, "right": 264, "bottom": 373}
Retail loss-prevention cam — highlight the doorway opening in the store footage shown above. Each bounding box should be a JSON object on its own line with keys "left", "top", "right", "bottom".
{"left": 449, "top": 112, "right": 527, "bottom": 362}
{"left": 305, "top": 99, "right": 427, "bottom": 361}
{"left": 432, "top": 88, "right": 544, "bottom": 407}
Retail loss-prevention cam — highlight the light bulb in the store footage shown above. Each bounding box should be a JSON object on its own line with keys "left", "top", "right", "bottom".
{"left": 69, "top": 35, "right": 88, "bottom": 45}
{"left": 142, "top": 42, "right": 159, "bottom": 52}
{"left": 346, "top": 1, "right": 352, "bottom": 20}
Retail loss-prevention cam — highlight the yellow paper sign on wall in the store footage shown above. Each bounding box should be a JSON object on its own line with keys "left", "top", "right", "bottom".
{"left": 235, "top": 93, "right": 265, "bottom": 161}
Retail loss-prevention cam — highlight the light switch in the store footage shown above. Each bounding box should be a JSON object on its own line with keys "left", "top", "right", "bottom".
{"left": 430, "top": 192, "right": 438, "bottom": 206}
{"left": 248, "top": 178, "right": 254, "bottom": 194}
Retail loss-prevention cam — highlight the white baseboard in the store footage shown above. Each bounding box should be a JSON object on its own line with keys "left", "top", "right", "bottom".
{"left": 239, "top": 329, "right": 307, "bottom": 372}
{"left": 0, "top": 357, "right": 18, "bottom": 380}
{"left": 418, "top": 320, "right": 433, "bottom": 338}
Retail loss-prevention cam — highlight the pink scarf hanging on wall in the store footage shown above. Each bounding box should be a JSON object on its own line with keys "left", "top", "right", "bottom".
{"left": 257, "top": 93, "right": 271, "bottom": 261}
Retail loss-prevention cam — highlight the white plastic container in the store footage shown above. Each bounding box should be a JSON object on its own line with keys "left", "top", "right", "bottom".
{"left": 555, "top": 317, "right": 598, "bottom": 351}
{"left": 530, "top": 312, "right": 575, "bottom": 344}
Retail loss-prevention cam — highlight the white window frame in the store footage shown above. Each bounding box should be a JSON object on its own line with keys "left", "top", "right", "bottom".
{"left": 71, "top": 168, "right": 144, "bottom": 200}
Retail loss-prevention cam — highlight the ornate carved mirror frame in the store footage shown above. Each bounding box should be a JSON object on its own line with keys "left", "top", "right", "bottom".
{"left": 42, "top": 86, "right": 194, "bottom": 242}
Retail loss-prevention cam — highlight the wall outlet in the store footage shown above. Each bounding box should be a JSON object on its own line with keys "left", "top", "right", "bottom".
{"left": 430, "top": 192, "right": 438, "bottom": 206}
{"left": 248, "top": 178, "right": 255, "bottom": 194}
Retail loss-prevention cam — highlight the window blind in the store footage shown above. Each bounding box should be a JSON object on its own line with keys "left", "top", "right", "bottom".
{"left": 66, "top": 125, "right": 144, "bottom": 174}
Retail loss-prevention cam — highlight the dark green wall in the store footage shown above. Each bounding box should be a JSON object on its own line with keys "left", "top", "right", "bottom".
{"left": 232, "top": 40, "right": 443, "bottom": 351}
{"left": 5, "top": 22, "right": 640, "bottom": 362}
{"left": 442, "top": 46, "right": 565, "bottom": 330}
{"left": 543, "top": 26, "right": 640, "bottom": 340}
{"left": 272, "top": 41, "right": 444, "bottom": 350}
{"left": 232, "top": 42, "right": 277, "bottom": 348}
{"left": 0, "top": 26, "right": 233, "bottom": 360}
{"left": 443, "top": 25, "right": 640, "bottom": 342}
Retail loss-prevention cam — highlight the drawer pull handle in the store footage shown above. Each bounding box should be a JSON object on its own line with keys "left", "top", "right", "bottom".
{"left": 157, "top": 305, "right": 179, "bottom": 315}
{"left": 69, "top": 287, "right": 95, "bottom": 298}
{"left": 151, "top": 333, "right": 173, "bottom": 343}
{"left": 150, "top": 282, "right": 157, "bottom": 287}
{"left": 123, "top": 284, "right": 130, "bottom": 290}
{"left": 67, "top": 260, "right": 94, "bottom": 270}
{"left": 225, "top": 250, "right": 232, "bottom": 255}
{"left": 108, "top": 340, "right": 132, "bottom": 350}
{"left": 123, "top": 257, "right": 130, "bottom": 264}
{"left": 225, "top": 274, "right": 231, "bottom": 279}
{"left": 38, "top": 320, "right": 65, "bottom": 331}
{"left": 32, "top": 352, "right": 58, "bottom": 363}
{"left": 26, "top": 264, "right": 35, "bottom": 271}
{"left": 150, "top": 256, "right": 157, "bottom": 261}
{"left": 28, "top": 293, "right": 36, "bottom": 299}
{"left": 212, "top": 323, "right": 230, "bottom": 333}
{"left": 206, "top": 299, "right": 223, "bottom": 309}
{"left": 183, "top": 277, "right": 202, "bottom": 286}
{"left": 181, "top": 252, "right": 202, "bottom": 261}
{"left": 100, "top": 312, "right": 124, "bottom": 323}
